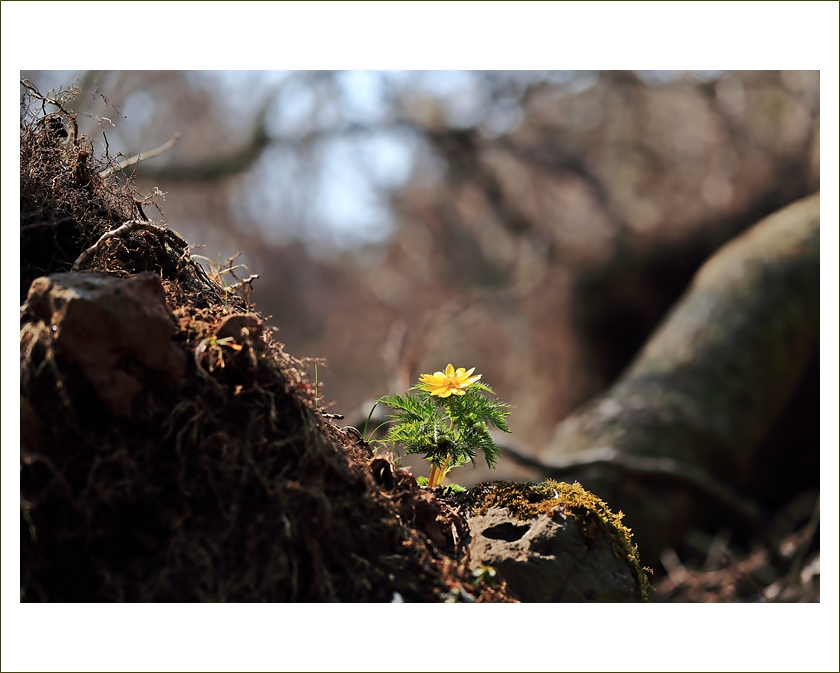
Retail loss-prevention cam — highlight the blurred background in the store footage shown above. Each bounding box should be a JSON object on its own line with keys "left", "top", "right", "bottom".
{"left": 21, "top": 69, "right": 820, "bottom": 485}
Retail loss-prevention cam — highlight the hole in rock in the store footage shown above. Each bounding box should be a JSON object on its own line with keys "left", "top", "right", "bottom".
{"left": 482, "top": 522, "right": 530, "bottom": 542}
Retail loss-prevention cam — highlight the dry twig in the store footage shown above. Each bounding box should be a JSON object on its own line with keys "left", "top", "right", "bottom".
{"left": 99, "top": 133, "right": 181, "bottom": 178}
{"left": 72, "top": 219, "right": 181, "bottom": 271}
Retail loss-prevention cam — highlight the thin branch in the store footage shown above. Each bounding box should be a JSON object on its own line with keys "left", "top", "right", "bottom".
{"left": 20, "top": 78, "right": 75, "bottom": 116}
{"left": 72, "top": 219, "right": 169, "bottom": 270}
{"left": 99, "top": 133, "right": 181, "bottom": 178}
{"left": 226, "top": 274, "right": 260, "bottom": 291}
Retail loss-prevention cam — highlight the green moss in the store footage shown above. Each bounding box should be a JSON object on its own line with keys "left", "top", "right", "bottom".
{"left": 457, "top": 479, "right": 652, "bottom": 600}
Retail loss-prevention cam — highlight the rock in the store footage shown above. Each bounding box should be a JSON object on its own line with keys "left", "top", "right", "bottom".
{"left": 462, "top": 480, "right": 650, "bottom": 602}
{"left": 24, "top": 272, "right": 186, "bottom": 418}
{"left": 468, "top": 506, "right": 641, "bottom": 602}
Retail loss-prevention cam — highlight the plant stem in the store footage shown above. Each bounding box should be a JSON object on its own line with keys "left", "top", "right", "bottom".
{"left": 428, "top": 463, "right": 439, "bottom": 487}
{"left": 428, "top": 454, "right": 450, "bottom": 487}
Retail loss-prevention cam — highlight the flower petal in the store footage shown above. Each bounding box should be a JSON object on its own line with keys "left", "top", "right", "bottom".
{"left": 418, "top": 364, "right": 483, "bottom": 397}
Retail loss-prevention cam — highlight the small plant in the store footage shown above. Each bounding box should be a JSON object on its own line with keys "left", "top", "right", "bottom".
{"left": 379, "top": 364, "right": 512, "bottom": 487}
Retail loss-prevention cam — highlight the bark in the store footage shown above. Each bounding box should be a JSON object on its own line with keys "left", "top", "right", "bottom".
{"left": 537, "top": 192, "right": 820, "bottom": 561}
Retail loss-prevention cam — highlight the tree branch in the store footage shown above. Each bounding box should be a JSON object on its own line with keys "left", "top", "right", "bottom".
{"left": 99, "top": 133, "right": 180, "bottom": 178}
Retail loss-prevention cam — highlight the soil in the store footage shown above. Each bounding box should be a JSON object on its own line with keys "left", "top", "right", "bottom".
{"left": 19, "top": 83, "right": 516, "bottom": 603}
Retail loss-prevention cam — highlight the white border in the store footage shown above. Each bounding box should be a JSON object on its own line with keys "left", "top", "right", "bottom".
{"left": 3, "top": 2, "right": 838, "bottom": 672}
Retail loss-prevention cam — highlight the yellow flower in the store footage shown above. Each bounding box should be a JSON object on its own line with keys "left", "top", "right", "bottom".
{"left": 418, "top": 364, "right": 481, "bottom": 398}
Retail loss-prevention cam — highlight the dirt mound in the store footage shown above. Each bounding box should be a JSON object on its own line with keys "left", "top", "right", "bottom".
{"left": 19, "top": 81, "right": 514, "bottom": 602}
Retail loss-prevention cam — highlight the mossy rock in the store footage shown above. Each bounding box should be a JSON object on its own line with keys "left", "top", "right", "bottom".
{"left": 458, "top": 479, "right": 652, "bottom": 601}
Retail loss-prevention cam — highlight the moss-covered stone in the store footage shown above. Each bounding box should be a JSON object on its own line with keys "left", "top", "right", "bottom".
{"left": 457, "top": 479, "right": 652, "bottom": 600}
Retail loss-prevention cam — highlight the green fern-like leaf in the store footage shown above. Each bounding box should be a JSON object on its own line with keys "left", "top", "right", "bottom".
{"left": 380, "top": 376, "right": 513, "bottom": 482}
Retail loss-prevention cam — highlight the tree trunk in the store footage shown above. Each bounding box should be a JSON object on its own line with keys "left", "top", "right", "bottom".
{"left": 538, "top": 192, "right": 820, "bottom": 562}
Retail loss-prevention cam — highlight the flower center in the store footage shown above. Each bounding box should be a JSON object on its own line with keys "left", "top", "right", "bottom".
{"left": 442, "top": 378, "right": 461, "bottom": 393}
